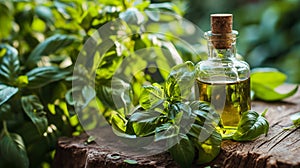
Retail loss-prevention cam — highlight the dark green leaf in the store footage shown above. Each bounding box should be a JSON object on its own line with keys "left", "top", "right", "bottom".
{"left": 168, "top": 134, "right": 195, "bottom": 168}
{"left": 0, "top": 44, "right": 19, "bottom": 83}
{"left": 155, "top": 123, "right": 179, "bottom": 142}
{"left": 165, "top": 61, "right": 195, "bottom": 102}
{"left": 21, "top": 95, "right": 48, "bottom": 135}
{"left": 26, "top": 66, "right": 70, "bottom": 89}
{"left": 0, "top": 104, "right": 11, "bottom": 121}
{"left": 0, "top": 133, "right": 29, "bottom": 168}
{"left": 128, "top": 109, "right": 161, "bottom": 136}
{"left": 0, "top": 84, "right": 18, "bottom": 106}
{"left": 251, "top": 68, "right": 298, "bottom": 101}
{"left": 232, "top": 110, "right": 269, "bottom": 141}
{"left": 26, "top": 34, "right": 77, "bottom": 68}
{"left": 139, "top": 84, "right": 165, "bottom": 109}
{"left": 97, "top": 78, "right": 132, "bottom": 113}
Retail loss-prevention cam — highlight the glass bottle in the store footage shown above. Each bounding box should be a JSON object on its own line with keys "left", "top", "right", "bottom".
{"left": 196, "top": 14, "right": 251, "bottom": 137}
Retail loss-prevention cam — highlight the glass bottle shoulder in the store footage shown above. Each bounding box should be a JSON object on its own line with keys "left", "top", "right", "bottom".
{"left": 196, "top": 58, "right": 250, "bottom": 82}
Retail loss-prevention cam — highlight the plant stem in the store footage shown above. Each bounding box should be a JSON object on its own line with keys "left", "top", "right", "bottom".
{"left": 2, "top": 120, "right": 9, "bottom": 136}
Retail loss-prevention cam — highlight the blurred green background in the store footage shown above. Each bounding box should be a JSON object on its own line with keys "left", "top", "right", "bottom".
{"left": 184, "top": 0, "right": 300, "bottom": 83}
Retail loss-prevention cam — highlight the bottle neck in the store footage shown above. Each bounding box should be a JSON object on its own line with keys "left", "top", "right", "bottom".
{"left": 205, "top": 30, "right": 238, "bottom": 59}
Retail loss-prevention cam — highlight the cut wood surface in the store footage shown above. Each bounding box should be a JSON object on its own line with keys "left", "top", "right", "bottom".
{"left": 53, "top": 85, "right": 300, "bottom": 168}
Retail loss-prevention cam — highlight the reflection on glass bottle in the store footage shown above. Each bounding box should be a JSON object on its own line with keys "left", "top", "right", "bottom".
{"left": 196, "top": 14, "right": 251, "bottom": 137}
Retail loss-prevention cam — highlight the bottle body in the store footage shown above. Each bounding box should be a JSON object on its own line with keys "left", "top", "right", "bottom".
{"left": 196, "top": 30, "right": 251, "bottom": 137}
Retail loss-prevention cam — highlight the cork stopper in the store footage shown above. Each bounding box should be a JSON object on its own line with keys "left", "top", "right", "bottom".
{"left": 211, "top": 14, "right": 232, "bottom": 34}
{"left": 209, "top": 14, "right": 235, "bottom": 49}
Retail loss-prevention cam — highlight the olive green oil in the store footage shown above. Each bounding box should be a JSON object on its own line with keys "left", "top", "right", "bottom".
{"left": 197, "top": 78, "right": 251, "bottom": 137}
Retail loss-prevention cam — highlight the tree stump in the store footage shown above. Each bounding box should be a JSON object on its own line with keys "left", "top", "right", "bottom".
{"left": 53, "top": 85, "right": 300, "bottom": 168}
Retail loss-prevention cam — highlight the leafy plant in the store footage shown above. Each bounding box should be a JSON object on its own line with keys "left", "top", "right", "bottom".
{"left": 108, "top": 61, "right": 270, "bottom": 167}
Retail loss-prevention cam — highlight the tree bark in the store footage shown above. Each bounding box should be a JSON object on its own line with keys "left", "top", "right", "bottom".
{"left": 53, "top": 85, "right": 300, "bottom": 168}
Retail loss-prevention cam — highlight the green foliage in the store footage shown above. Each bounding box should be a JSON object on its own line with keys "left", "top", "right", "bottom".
{"left": 251, "top": 68, "right": 298, "bottom": 101}
{"left": 0, "top": 126, "right": 29, "bottom": 168}
{"left": 0, "top": 0, "right": 297, "bottom": 167}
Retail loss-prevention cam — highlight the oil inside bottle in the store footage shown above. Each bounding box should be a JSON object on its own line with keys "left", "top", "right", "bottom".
{"left": 197, "top": 78, "right": 251, "bottom": 137}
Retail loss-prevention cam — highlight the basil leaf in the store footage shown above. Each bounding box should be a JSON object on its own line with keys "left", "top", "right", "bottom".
{"left": 26, "top": 34, "right": 77, "bottom": 68}
{"left": 168, "top": 133, "right": 195, "bottom": 168}
{"left": 0, "top": 133, "right": 29, "bottom": 168}
{"left": 26, "top": 66, "right": 70, "bottom": 89}
{"left": 155, "top": 123, "right": 179, "bottom": 142}
{"left": 251, "top": 68, "right": 298, "bottom": 101}
{"left": 232, "top": 110, "right": 269, "bottom": 141}
{"left": 21, "top": 95, "right": 48, "bottom": 135}
{"left": 165, "top": 61, "right": 195, "bottom": 102}
{"left": 0, "top": 44, "right": 19, "bottom": 84}
{"left": 139, "top": 84, "right": 165, "bottom": 110}
{"left": 193, "top": 130, "right": 222, "bottom": 164}
{"left": 128, "top": 109, "right": 161, "bottom": 136}
{"left": 0, "top": 84, "right": 18, "bottom": 106}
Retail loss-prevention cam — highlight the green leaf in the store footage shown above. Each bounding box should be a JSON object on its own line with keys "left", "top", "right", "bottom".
{"left": 0, "top": 3, "right": 13, "bottom": 38}
{"left": 251, "top": 68, "right": 298, "bottom": 101}
{"left": 165, "top": 61, "right": 195, "bottom": 102}
{"left": 139, "top": 84, "right": 165, "bottom": 109}
{"left": 168, "top": 134, "right": 195, "bottom": 168}
{"left": 155, "top": 123, "right": 179, "bottom": 142}
{"left": 290, "top": 112, "right": 300, "bottom": 127}
{"left": 82, "top": 85, "right": 96, "bottom": 108}
{"left": 26, "top": 34, "right": 77, "bottom": 68}
{"left": 193, "top": 130, "right": 222, "bottom": 164}
{"left": 26, "top": 66, "right": 70, "bottom": 89}
{"left": 232, "top": 110, "right": 269, "bottom": 141}
{"left": 128, "top": 109, "right": 161, "bottom": 136}
{"left": 0, "top": 133, "right": 29, "bottom": 168}
{"left": 123, "top": 159, "right": 138, "bottom": 164}
{"left": 97, "top": 78, "right": 132, "bottom": 113}
{"left": 21, "top": 95, "right": 48, "bottom": 135}
{"left": 0, "top": 44, "right": 19, "bottom": 84}
{"left": 0, "top": 84, "right": 18, "bottom": 106}
{"left": 120, "top": 8, "right": 145, "bottom": 25}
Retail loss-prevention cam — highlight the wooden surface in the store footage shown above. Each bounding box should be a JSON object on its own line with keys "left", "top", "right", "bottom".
{"left": 53, "top": 85, "right": 300, "bottom": 168}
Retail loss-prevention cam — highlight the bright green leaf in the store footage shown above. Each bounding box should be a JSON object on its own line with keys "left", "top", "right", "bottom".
{"left": 139, "top": 84, "right": 165, "bottom": 109}
{"left": 21, "top": 95, "right": 48, "bottom": 135}
{"left": 0, "top": 133, "right": 29, "bottom": 168}
{"left": 232, "top": 110, "right": 269, "bottom": 141}
{"left": 165, "top": 61, "right": 195, "bottom": 102}
{"left": 123, "top": 159, "right": 138, "bottom": 164}
{"left": 194, "top": 130, "right": 222, "bottom": 164}
{"left": 251, "top": 68, "right": 299, "bottom": 101}
{"left": 0, "top": 84, "right": 18, "bottom": 106}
